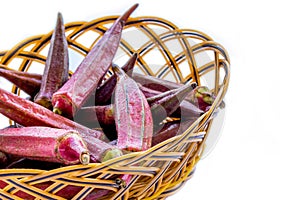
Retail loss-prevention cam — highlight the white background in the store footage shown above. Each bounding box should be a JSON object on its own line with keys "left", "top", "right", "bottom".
{"left": 0, "top": 0, "right": 299, "bottom": 199}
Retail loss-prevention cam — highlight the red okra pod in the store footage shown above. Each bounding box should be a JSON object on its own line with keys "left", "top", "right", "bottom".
{"left": 84, "top": 135, "right": 123, "bottom": 163}
{"left": 146, "top": 87, "right": 177, "bottom": 105}
{"left": 3, "top": 136, "right": 122, "bottom": 166}
{"left": 52, "top": 4, "right": 138, "bottom": 119}
{"left": 75, "top": 105, "right": 114, "bottom": 128}
{"left": 0, "top": 87, "right": 108, "bottom": 141}
{"left": 0, "top": 67, "right": 41, "bottom": 97}
{"left": 170, "top": 100, "right": 204, "bottom": 120}
{"left": 139, "top": 84, "right": 203, "bottom": 119}
{"left": 34, "top": 12, "right": 69, "bottom": 109}
{"left": 0, "top": 65, "right": 42, "bottom": 80}
{"left": 113, "top": 65, "right": 153, "bottom": 152}
{"left": 95, "top": 53, "right": 138, "bottom": 106}
{"left": 138, "top": 83, "right": 161, "bottom": 98}
{"left": 150, "top": 83, "right": 197, "bottom": 124}
{"left": 0, "top": 127, "right": 89, "bottom": 165}
{"left": 151, "top": 119, "right": 196, "bottom": 146}
{"left": 75, "top": 105, "right": 117, "bottom": 140}
{"left": 132, "top": 72, "right": 182, "bottom": 92}
{"left": 132, "top": 73, "right": 220, "bottom": 109}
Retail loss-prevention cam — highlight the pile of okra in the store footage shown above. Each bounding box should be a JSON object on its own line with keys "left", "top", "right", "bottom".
{"left": 0, "top": 4, "right": 216, "bottom": 170}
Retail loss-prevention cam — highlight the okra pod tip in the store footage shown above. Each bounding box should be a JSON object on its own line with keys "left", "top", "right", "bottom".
{"left": 112, "top": 64, "right": 125, "bottom": 77}
{"left": 121, "top": 52, "right": 138, "bottom": 77}
{"left": 57, "top": 12, "right": 63, "bottom": 22}
{"left": 119, "top": 3, "right": 139, "bottom": 24}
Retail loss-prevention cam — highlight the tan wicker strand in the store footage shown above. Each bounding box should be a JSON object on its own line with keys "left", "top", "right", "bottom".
{"left": 0, "top": 15, "right": 230, "bottom": 200}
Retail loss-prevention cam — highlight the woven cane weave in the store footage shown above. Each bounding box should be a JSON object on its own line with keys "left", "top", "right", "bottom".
{"left": 0, "top": 15, "right": 230, "bottom": 200}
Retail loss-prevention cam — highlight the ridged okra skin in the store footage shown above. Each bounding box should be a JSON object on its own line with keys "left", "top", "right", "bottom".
{"left": 113, "top": 65, "right": 153, "bottom": 152}
{"left": 0, "top": 127, "right": 89, "bottom": 165}
{"left": 34, "top": 12, "right": 69, "bottom": 109}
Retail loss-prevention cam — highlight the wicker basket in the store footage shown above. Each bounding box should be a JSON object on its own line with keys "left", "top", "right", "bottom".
{"left": 0, "top": 15, "right": 230, "bottom": 200}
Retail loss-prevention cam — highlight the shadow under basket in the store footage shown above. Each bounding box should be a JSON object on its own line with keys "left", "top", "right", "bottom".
{"left": 0, "top": 15, "right": 230, "bottom": 200}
